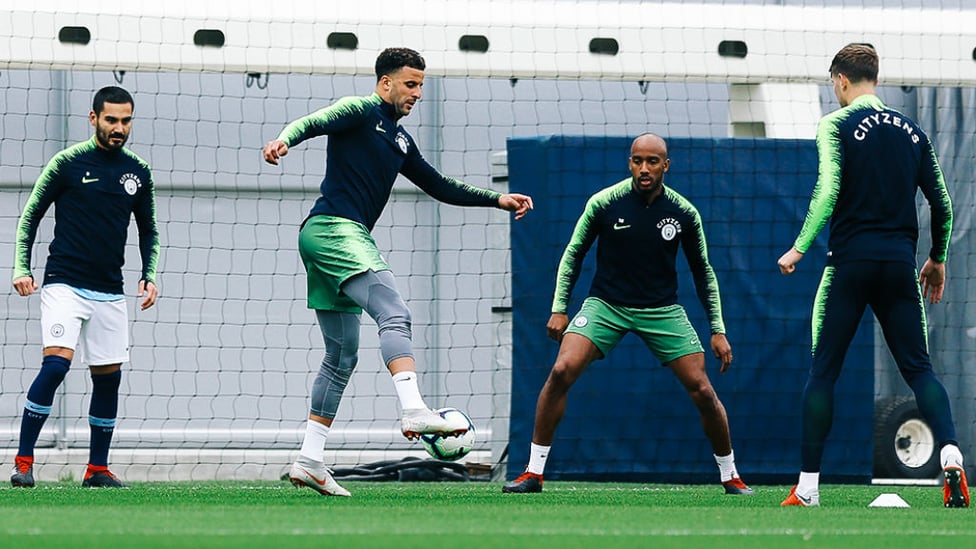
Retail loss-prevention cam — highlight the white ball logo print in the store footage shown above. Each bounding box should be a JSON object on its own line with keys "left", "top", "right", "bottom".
{"left": 657, "top": 217, "right": 681, "bottom": 241}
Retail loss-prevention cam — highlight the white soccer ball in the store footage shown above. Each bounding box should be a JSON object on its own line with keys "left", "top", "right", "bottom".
{"left": 420, "top": 407, "right": 476, "bottom": 462}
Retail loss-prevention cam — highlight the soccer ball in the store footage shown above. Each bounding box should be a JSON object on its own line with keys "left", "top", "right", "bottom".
{"left": 420, "top": 408, "right": 476, "bottom": 461}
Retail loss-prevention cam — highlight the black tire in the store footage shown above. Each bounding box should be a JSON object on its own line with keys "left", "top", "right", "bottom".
{"left": 873, "top": 396, "right": 940, "bottom": 479}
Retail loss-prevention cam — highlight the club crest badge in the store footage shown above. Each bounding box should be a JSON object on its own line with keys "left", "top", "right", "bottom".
{"left": 395, "top": 133, "right": 409, "bottom": 154}
{"left": 119, "top": 173, "right": 141, "bottom": 196}
{"left": 657, "top": 217, "right": 681, "bottom": 241}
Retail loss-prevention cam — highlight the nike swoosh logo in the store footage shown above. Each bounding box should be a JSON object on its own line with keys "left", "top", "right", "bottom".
{"left": 375, "top": 122, "right": 386, "bottom": 133}
{"left": 82, "top": 177, "right": 99, "bottom": 184}
{"left": 613, "top": 223, "right": 631, "bottom": 230}
{"left": 796, "top": 492, "right": 813, "bottom": 505}
{"left": 300, "top": 467, "right": 328, "bottom": 487}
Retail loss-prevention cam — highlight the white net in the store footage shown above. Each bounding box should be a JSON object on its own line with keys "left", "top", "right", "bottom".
{"left": 1, "top": 0, "right": 974, "bottom": 481}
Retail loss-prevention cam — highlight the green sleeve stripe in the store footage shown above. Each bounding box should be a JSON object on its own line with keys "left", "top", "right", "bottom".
{"left": 276, "top": 94, "right": 381, "bottom": 147}
{"left": 13, "top": 164, "right": 55, "bottom": 279}
{"left": 123, "top": 149, "right": 161, "bottom": 283}
{"left": 670, "top": 188, "right": 725, "bottom": 334}
{"left": 444, "top": 176, "right": 502, "bottom": 203}
{"left": 551, "top": 180, "right": 628, "bottom": 313}
{"left": 925, "top": 146, "right": 953, "bottom": 262}
{"left": 551, "top": 203, "right": 595, "bottom": 314}
{"left": 122, "top": 147, "right": 151, "bottom": 169}
{"left": 142, "top": 183, "right": 161, "bottom": 284}
{"left": 794, "top": 114, "right": 843, "bottom": 253}
{"left": 12, "top": 142, "right": 90, "bottom": 280}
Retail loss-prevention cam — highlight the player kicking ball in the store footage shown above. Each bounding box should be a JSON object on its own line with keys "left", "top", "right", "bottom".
{"left": 263, "top": 47, "right": 533, "bottom": 497}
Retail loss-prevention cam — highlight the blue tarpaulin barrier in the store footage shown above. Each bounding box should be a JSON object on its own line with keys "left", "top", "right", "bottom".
{"left": 507, "top": 135, "right": 874, "bottom": 484}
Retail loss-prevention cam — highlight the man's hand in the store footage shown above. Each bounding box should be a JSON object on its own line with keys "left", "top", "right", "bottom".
{"left": 12, "top": 276, "right": 39, "bottom": 297}
{"left": 139, "top": 280, "right": 158, "bottom": 310}
{"left": 262, "top": 140, "right": 289, "bottom": 165}
{"left": 498, "top": 193, "right": 534, "bottom": 220}
{"left": 546, "top": 313, "right": 569, "bottom": 342}
{"left": 777, "top": 247, "right": 804, "bottom": 275}
{"left": 919, "top": 257, "right": 946, "bottom": 304}
{"left": 710, "top": 334, "right": 733, "bottom": 373}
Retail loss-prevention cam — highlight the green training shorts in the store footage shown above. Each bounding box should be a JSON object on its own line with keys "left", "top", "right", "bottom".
{"left": 298, "top": 215, "right": 390, "bottom": 313}
{"left": 565, "top": 297, "right": 704, "bottom": 364}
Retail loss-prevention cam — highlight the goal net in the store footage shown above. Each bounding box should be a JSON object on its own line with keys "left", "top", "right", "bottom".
{"left": 1, "top": 0, "right": 974, "bottom": 482}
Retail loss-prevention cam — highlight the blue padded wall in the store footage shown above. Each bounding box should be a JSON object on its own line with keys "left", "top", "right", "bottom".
{"left": 507, "top": 136, "right": 874, "bottom": 484}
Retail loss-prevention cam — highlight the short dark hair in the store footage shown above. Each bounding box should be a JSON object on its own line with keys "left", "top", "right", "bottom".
{"left": 92, "top": 86, "right": 134, "bottom": 115}
{"left": 829, "top": 44, "right": 879, "bottom": 84}
{"left": 375, "top": 47, "right": 425, "bottom": 82}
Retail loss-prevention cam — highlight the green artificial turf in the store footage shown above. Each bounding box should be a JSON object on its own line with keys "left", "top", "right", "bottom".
{"left": 1, "top": 481, "right": 973, "bottom": 548}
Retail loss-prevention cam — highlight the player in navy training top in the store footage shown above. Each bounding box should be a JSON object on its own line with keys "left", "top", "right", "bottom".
{"left": 262, "top": 47, "right": 533, "bottom": 497}
{"left": 11, "top": 86, "right": 159, "bottom": 489}
{"left": 503, "top": 133, "right": 752, "bottom": 496}
{"left": 778, "top": 44, "right": 968, "bottom": 508}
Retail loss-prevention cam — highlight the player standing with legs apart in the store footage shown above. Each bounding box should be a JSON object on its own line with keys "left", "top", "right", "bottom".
{"left": 263, "top": 47, "right": 533, "bottom": 497}
{"left": 10, "top": 86, "right": 159, "bottom": 488}
{"left": 778, "top": 44, "right": 968, "bottom": 508}
{"left": 503, "top": 133, "right": 752, "bottom": 495}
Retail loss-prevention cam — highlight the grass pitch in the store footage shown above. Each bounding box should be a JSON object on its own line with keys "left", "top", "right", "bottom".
{"left": 1, "top": 481, "right": 973, "bottom": 548}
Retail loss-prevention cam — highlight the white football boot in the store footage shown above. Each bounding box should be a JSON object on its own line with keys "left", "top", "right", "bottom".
{"left": 400, "top": 407, "right": 470, "bottom": 440}
{"left": 781, "top": 485, "right": 820, "bottom": 507}
{"left": 288, "top": 459, "right": 351, "bottom": 497}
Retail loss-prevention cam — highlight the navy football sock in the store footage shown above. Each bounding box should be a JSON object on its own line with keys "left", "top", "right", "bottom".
{"left": 18, "top": 355, "right": 71, "bottom": 457}
{"left": 88, "top": 370, "right": 122, "bottom": 467}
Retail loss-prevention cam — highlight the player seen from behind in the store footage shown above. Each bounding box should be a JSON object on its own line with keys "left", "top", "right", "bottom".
{"left": 778, "top": 44, "right": 968, "bottom": 508}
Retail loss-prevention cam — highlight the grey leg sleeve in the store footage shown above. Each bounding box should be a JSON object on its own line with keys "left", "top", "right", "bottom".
{"left": 341, "top": 269, "right": 413, "bottom": 365}
{"left": 310, "top": 310, "right": 361, "bottom": 419}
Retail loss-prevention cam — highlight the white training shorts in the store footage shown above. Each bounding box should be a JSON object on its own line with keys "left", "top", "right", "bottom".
{"left": 40, "top": 284, "right": 129, "bottom": 366}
